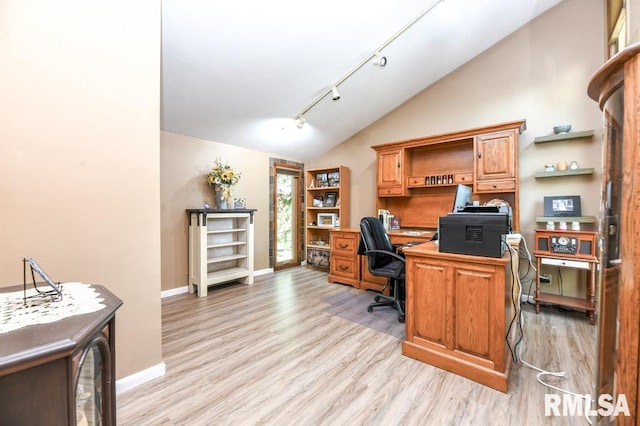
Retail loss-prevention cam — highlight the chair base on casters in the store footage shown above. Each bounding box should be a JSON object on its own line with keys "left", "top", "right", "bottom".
{"left": 367, "top": 280, "right": 405, "bottom": 323}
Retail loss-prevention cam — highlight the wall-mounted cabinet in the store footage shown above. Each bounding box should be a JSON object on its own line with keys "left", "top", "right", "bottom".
{"left": 377, "top": 149, "right": 406, "bottom": 196}
{"left": 305, "top": 166, "right": 350, "bottom": 270}
{"left": 371, "top": 120, "right": 525, "bottom": 230}
{"left": 474, "top": 130, "right": 516, "bottom": 192}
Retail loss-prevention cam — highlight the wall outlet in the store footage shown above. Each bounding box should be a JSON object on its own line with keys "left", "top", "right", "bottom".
{"left": 540, "top": 274, "right": 552, "bottom": 284}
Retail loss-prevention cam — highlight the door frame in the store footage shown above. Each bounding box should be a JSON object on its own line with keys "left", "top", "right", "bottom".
{"left": 272, "top": 162, "right": 303, "bottom": 271}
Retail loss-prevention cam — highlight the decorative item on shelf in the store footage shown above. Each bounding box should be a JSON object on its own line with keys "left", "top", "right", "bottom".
{"left": 544, "top": 164, "right": 555, "bottom": 172}
{"left": 206, "top": 158, "right": 242, "bottom": 210}
{"left": 572, "top": 221, "right": 581, "bottom": 231}
{"left": 317, "top": 213, "right": 337, "bottom": 227}
{"left": 546, "top": 221, "right": 555, "bottom": 230}
{"left": 315, "top": 172, "right": 328, "bottom": 187}
{"left": 558, "top": 221, "right": 568, "bottom": 230}
{"left": 233, "top": 197, "right": 247, "bottom": 209}
{"left": 323, "top": 192, "right": 337, "bottom": 207}
{"left": 556, "top": 161, "right": 567, "bottom": 171}
{"left": 569, "top": 160, "right": 579, "bottom": 170}
{"left": 203, "top": 201, "right": 210, "bottom": 209}
{"left": 553, "top": 124, "right": 572, "bottom": 134}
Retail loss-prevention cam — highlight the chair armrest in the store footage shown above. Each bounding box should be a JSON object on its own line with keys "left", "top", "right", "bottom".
{"left": 363, "top": 249, "right": 406, "bottom": 263}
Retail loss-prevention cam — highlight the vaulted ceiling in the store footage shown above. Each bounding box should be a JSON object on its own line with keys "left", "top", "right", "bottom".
{"left": 161, "top": 0, "right": 564, "bottom": 161}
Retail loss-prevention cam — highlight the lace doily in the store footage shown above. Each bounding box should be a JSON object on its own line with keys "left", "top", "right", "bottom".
{"left": 0, "top": 282, "right": 105, "bottom": 334}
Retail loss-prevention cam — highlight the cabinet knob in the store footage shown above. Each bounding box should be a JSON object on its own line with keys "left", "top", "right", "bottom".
{"left": 477, "top": 152, "right": 482, "bottom": 159}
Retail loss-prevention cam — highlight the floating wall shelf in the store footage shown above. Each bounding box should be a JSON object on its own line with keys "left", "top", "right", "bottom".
{"left": 534, "top": 167, "right": 595, "bottom": 179}
{"left": 535, "top": 216, "right": 597, "bottom": 223}
{"left": 533, "top": 130, "right": 595, "bottom": 144}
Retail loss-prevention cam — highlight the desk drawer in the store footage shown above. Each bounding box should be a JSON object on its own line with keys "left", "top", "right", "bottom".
{"left": 330, "top": 256, "right": 359, "bottom": 280}
{"left": 378, "top": 186, "right": 404, "bottom": 197}
{"left": 476, "top": 180, "right": 515, "bottom": 192}
{"left": 541, "top": 257, "right": 591, "bottom": 270}
{"left": 331, "top": 232, "right": 358, "bottom": 257}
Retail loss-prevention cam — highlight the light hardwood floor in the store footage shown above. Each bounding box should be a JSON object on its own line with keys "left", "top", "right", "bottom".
{"left": 117, "top": 267, "right": 596, "bottom": 425}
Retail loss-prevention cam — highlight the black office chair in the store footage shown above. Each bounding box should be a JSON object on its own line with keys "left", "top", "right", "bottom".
{"left": 359, "top": 217, "right": 406, "bottom": 323}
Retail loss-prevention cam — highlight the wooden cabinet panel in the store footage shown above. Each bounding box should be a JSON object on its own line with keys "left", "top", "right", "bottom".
{"left": 328, "top": 229, "right": 360, "bottom": 288}
{"left": 377, "top": 149, "right": 405, "bottom": 196}
{"left": 411, "top": 261, "right": 448, "bottom": 345}
{"left": 474, "top": 131, "right": 515, "bottom": 181}
{"left": 402, "top": 243, "right": 512, "bottom": 392}
{"left": 454, "top": 267, "right": 492, "bottom": 358}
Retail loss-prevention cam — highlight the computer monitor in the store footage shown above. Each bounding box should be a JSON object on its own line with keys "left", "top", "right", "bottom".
{"left": 452, "top": 184, "right": 472, "bottom": 212}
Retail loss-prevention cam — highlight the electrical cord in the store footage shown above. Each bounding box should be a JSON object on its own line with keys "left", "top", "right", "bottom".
{"left": 515, "top": 237, "right": 593, "bottom": 424}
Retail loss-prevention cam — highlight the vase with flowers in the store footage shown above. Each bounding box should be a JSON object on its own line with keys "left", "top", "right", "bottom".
{"left": 206, "top": 158, "right": 241, "bottom": 210}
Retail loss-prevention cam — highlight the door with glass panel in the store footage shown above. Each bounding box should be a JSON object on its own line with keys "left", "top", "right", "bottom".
{"left": 274, "top": 164, "right": 302, "bottom": 270}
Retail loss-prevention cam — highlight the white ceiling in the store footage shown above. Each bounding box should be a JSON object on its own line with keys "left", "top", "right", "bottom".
{"left": 161, "top": 0, "right": 563, "bottom": 161}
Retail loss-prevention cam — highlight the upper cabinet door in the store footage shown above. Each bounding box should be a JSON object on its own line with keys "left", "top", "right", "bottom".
{"left": 377, "top": 148, "right": 406, "bottom": 196}
{"left": 474, "top": 131, "right": 516, "bottom": 181}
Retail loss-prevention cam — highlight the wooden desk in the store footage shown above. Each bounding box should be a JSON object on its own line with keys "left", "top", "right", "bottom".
{"left": 401, "top": 242, "right": 514, "bottom": 392}
{"left": 328, "top": 228, "right": 433, "bottom": 292}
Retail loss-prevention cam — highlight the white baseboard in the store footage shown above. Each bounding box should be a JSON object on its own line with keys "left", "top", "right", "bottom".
{"left": 254, "top": 267, "right": 273, "bottom": 276}
{"left": 116, "top": 362, "right": 166, "bottom": 394}
{"left": 161, "top": 286, "right": 188, "bottom": 298}
{"left": 161, "top": 268, "right": 274, "bottom": 299}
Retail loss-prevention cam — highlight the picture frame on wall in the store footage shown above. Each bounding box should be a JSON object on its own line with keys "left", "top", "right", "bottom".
{"left": 323, "top": 192, "right": 337, "bottom": 207}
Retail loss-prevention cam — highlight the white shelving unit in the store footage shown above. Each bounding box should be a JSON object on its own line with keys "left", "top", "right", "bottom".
{"left": 187, "top": 209, "right": 256, "bottom": 298}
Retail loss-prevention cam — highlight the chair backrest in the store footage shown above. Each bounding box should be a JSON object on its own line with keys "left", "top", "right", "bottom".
{"left": 359, "top": 217, "right": 395, "bottom": 270}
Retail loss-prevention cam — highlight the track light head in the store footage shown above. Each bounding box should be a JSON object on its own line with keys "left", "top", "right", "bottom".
{"left": 295, "top": 116, "right": 306, "bottom": 129}
{"left": 373, "top": 52, "right": 387, "bottom": 67}
{"left": 331, "top": 86, "right": 340, "bottom": 101}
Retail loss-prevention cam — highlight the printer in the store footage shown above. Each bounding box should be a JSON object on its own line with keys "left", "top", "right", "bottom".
{"left": 438, "top": 205, "right": 511, "bottom": 258}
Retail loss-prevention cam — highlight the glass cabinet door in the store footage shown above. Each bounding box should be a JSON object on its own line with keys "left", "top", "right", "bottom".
{"left": 76, "top": 338, "right": 109, "bottom": 426}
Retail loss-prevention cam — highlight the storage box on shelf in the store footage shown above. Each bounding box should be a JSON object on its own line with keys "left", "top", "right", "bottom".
{"left": 305, "top": 166, "right": 350, "bottom": 270}
{"left": 187, "top": 209, "right": 256, "bottom": 297}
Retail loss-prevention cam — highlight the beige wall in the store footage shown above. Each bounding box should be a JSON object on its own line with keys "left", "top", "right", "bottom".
{"left": 161, "top": 131, "right": 292, "bottom": 291}
{"left": 0, "top": 0, "right": 162, "bottom": 379}
{"left": 312, "top": 0, "right": 605, "bottom": 297}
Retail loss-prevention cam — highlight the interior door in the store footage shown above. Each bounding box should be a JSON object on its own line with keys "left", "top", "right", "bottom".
{"left": 274, "top": 164, "right": 302, "bottom": 270}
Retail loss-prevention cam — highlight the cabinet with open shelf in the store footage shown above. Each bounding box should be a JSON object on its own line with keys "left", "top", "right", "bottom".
{"left": 305, "top": 166, "right": 349, "bottom": 270}
{"left": 187, "top": 209, "right": 256, "bottom": 297}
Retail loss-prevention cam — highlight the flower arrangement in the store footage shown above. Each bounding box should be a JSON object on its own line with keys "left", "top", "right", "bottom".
{"left": 206, "top": 158, "right": 241, "bottom": 186}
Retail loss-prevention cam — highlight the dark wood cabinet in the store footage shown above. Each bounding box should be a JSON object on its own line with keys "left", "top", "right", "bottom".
{"left": 588, "top": 41, "right": 640, "bottom": 422}
{"left": 0, "top": 285, "right": 122, "bottom": 425}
